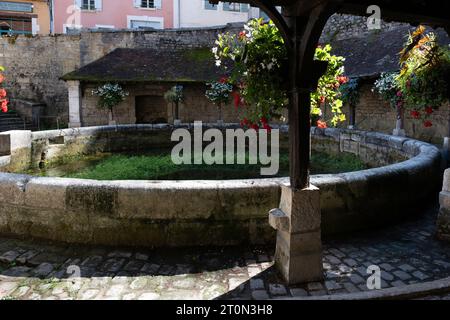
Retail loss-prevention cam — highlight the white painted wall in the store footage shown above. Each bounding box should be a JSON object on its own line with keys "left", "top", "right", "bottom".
{"left": 179, "top": 0, "right": 257, "bottom": 28}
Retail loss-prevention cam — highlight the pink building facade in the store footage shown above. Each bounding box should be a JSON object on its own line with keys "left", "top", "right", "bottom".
{"left": 53, "top": 0, "right": 173, "bottom": 34}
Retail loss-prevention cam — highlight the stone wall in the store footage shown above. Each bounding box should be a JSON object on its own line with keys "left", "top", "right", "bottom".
{"left": 0, "top": 25, "right": 242, "bottom": 125}
{"left": 0, "top": 125, "right": 442, "bottom": 246}
{"left": 339, "top": 81, "right": 450, "bottom": 145}
{"left": 80, "top": 82, "right": 240, "bottom": 126}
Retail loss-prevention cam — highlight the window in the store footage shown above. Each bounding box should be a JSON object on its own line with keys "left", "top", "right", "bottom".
{"left": 81, "top": 0, "right": 96, "bottom": 10}
{"left": 140, "top": 0, "right": 155, "bottom": 8}
{"left": 204, "top": 0, "right": 217, "bottom": 10}
{"left": 222, "top": 2, "right": 249, "bottom": 12}
{"left": 130, "top": 20, "right": 162, "bottom": 29}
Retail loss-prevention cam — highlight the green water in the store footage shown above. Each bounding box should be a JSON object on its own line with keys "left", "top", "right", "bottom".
{"left": 27, "top": 149, "right": 368, "bottom": 180}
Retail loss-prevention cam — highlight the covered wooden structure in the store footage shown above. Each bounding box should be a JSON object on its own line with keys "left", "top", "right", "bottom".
{"left": 210, "top": 0, "right": 449, "bottom": 284}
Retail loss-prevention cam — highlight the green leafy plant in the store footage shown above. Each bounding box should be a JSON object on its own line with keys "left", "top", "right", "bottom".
{"left": 373, "top": 72, "right": 403, "bottom": 108}
{"left": 396, "top": 26, "right": 450, "bottom": 127}
{"left": 164, "top": 85, "right": 184, "bottom": 121}
{"left": 212, "top": 18, "right": 347, "bottom": 129}
{"left": 92, "top": 83, "right": 129, "bottom": 120}
{"left": 340, "top": 77, "right": 361, "bottom": 107}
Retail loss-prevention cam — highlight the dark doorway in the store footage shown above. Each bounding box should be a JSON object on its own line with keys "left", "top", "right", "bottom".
{"left": 135, "top": 95, "right": 168, "bottom": 124}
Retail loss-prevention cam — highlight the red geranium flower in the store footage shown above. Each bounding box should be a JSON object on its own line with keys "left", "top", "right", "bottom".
{"left": 317, "top": 120, "right": 327, "bottom": 129}
{"left": 1, "top": 99, "right": 8, "bottom": 113}
{"left": 263, "top": 123, "right": 272, "bottom": 132}
{"left": 424, "top": 120, "right": 433, "bottom": 128}
{"left": 260, "top": 116, "right": 268, "bottom": 124}
{"left": 250, "top": 124, "right": 259, "bottom": 130}
{"left": 0, "top": 74, "right": 4, "bottom": 84}
{"left": 337, "top": 76, "right": 349, "bottom": 85}
{"left": 411, "top": 110, "right": 420, "bottom": 119}
{"left": 232, "top": 92, "right": 241, "bottom": 109}
{"left": 319, "top": 96, "right": 326, "bottom": 104}
{"left": 425, "top": 106, "right": 434, "bottom": 115}
{"left": 219, "top": 77, "right": 228, "bottom": 84}
{"left": 238, "top": 31, "right": 246, "bottom": 40}
{"left": 0, "top": 89, "right": 6, "bottom": 99}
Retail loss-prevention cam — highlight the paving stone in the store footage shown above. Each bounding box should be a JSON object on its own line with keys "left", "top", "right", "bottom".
{"left": 343, "top": 258, "right": 358, "bottom": 267}
{"left": 250, "top": 278, "right": 264, "bottom": 290}
{"left": 309, "top": 290, "right": 328, "bottom": 296}
{"left": 138, "top": 292, "right": 160, "bottom": 300}
{"left": 140, "top": 263, "right": 160, "bottom": 275}
{"left": 325, "top": 255, "right": 341, "bottom": 264}
{"left": 381, "top": 271, "right": 394, "bottom": 281}
{"left": 0, "top": 251, "right": 20, "bottom": 264}
{"left": 349, "top": 274, "right": 365, "bottom": 285}
{"left": 107, "top": 251, "right": 133, "bottom": 259}
{"left": 412, "top": 271, "right": 430, "bottom": 281}
{"left": 325, "top": 280, "right": 342, "bottom": 291}
{"left": 101, "top": 259, "right": 126, "bottom": 273}
{"left": 105, "top": 284, "right": 126, "bottom": 298}
{"left": 399, "top": 264, "right": 416, "bottom": 272}
{"left": 307, "top": 282, "right": 324, "bottom": 291}
{"left": 391, "top": 280, "right": 406, "bottom": 287}
{"left": 79, "top": 289, "right": 100, "bottom": 300}
{"left": 343, "top": 282, "right": 360, "bottom": 293}
{"left": 269, "top": 284, "right": 288, "bottom": 296}
{"left": 81, "top": 256, "right": 104, "bottom": 268}
{"left": 2, "top": 266, "right": 31, "bottom": 277}
{"left": 135, "top": 253, "right": 149, "bottom": 261}
{"left": 32, "top": 263, "right": 54, "bottom": 277}
{"left": 0, "top": 281, "right": 18, "bottom": 298}
{"left": 393, "top": 270, "right": 412, "bottom": 281}
{"left": 290, "top": 288, "right": 308, "bottom": 297}
{"left": 123, "top": 260, "right": 144, "bottom": 272}
{"left": 251, "top": 290, "right": 269, "bottom": 300}
{"left": 16, "top": 251, "right": 38, "bottom": 265}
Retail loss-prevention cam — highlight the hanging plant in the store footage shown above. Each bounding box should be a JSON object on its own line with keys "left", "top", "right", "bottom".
{"left": 373, "top": 72, "right": 403, "bottom": 109}
{"left": 396, "top": 26, "right": 450, "bottom": 127}
{"left": 92, "top": 83, "right": 129, "bottom": 120}
{"left": 340, "top": 77, "right": 361, "bottom": 107}
{"left": 0, "top": 66, "right": 8, "bottom": 113}
{"left": 164, "top": 85, "right": 183, "bottom": 121}
{"left": 212, "top": 18, "right": 347, "bottom": 129}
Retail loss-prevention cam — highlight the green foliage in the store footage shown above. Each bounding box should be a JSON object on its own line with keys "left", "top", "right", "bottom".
{"left": 212, "top": 19, "right": 347, "bottom": 128}
{"left": 92, "top": 83, "right": 129, "bottom": 112}
{"left": 396, "top": 27, "right": 450, "bottom": 110}
{"left": 205, "top": 80, "right": 233, "bottom": 106}
{"left": 373, "top": 72, "right": 402, "bottom": 108}
{"left": 164, "top": 85, "right": 184, "bottom": 103}
{"left": 339, "top": 77, "right": 361, "bottom": 107}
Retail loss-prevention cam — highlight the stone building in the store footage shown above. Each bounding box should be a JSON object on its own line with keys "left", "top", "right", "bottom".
{"left": 61, "top": 47, "right": 239, "bottom": 127}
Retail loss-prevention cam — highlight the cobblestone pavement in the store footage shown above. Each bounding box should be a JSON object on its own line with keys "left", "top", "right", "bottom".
{"left": 1, "top": 203, "right": 450, "bottom": 300}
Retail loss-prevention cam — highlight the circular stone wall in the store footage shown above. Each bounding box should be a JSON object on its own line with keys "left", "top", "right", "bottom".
{"left": 0, "top": 124, "right": 443, "bottom": 246}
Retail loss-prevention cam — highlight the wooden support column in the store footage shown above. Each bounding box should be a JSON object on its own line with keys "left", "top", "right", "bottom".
{"left": 268, "top": 3, "right": 335, "bottom": 285}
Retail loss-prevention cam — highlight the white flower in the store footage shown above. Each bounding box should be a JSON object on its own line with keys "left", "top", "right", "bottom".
{"left": 215, "top": 60, "right": 222, "bottom": 67}
{"left": 212, "top": 47, "right": 218, "bottom": 54}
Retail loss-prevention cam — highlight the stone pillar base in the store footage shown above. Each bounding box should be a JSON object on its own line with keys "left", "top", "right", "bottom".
{"left": 269, "top": 185, "right": 323, "bottom": 284}
{"left": 69, "top": 122, "right": 81, "bottom": 128}
{"left": 393, "top": 128, "right": 406, "bottom": 137}
{"left": 438, "top": 169, "right": 450, "bottom": 241}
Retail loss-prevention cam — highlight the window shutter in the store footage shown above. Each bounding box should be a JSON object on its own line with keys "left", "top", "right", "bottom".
{"left": 154, "top": 0, "right": 162, "bottom": 9}
{"left": 74, "top": 0, "right": 82, "bottom": 9}
{"left": 240, "top": 4, "right": 249, "bottom": 12}
{"left": 133, "top": 0, "right": 140, "bottom": 8}
{"left": 95, "top": 0, "right": 102, "bottom": 11}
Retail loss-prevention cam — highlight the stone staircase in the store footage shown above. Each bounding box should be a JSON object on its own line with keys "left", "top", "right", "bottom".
{"left": 0, "top": 110, "right": 37, "bottom": 132}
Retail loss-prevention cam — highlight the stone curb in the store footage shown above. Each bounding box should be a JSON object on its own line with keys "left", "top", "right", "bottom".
{"left": 278, "top": 277, "right": 450, "bottom": 300}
